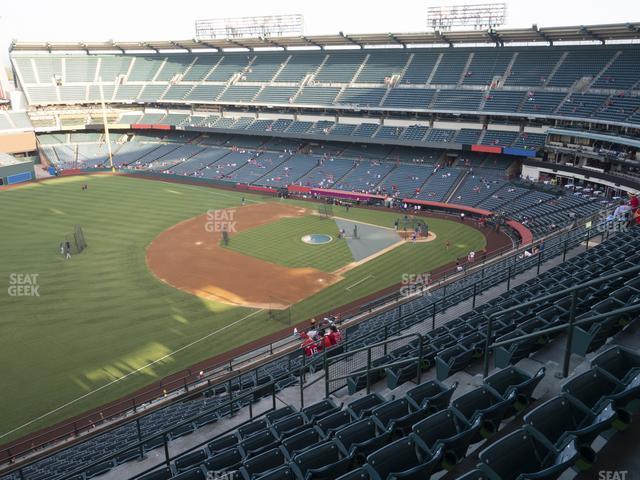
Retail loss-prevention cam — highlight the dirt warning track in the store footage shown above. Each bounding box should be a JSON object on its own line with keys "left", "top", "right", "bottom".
{"left": 146, "top": 203, "right": 342, "bottom": 309}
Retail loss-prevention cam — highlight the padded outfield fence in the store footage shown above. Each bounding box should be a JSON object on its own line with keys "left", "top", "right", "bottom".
{"left": 0, "top": 206, "right": 614, "bottom": 476}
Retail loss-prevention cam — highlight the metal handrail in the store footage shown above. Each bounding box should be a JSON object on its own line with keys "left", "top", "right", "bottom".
{"left": 489, "top": 304, "right": 640, "bottom": 349}
{"left": 482, "top": 263, "right": 640, "bottom": 377}
{"left": 324, "top": 332, "right": 423, "bottom": 396}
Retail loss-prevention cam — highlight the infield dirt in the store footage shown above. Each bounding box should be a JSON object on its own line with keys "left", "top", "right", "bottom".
{"left": 146, "top": 202, "right": 343, "bottom": 309}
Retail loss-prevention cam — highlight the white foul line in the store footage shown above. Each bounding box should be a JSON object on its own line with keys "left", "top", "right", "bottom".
{"left": 0, "top": 308, "right": 264, "bottom": 440}
{"left": 345, "top": 275, "right": 374, "bottom": 291}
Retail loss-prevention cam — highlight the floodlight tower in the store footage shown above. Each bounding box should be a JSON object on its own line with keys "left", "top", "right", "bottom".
{"left": 195, "top": 14, "right": 304, "bottom": 40}
{"left": 427, "top": 2, "right": 507, "bottom": 31}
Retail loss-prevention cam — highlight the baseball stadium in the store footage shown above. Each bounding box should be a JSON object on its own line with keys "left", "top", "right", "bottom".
{"left": 0, "top": 2, "right": 640, "bottom": 479}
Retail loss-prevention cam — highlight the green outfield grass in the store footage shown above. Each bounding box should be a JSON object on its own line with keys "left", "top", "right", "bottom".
{"left": 224, "top": 215, "right": 353, "bottom": 272}
{"left": 0, "top": 175, "right": 485, "bottom": 443}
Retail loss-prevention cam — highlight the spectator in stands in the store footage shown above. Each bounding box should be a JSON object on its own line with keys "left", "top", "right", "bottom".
{"left": 460, "top": 212, "right": 465, "bottom": 222}
{"left": 319, "top": 329, "right": 333, "bottom": 349}
{"left": 634, "top": 208, "right": 640, "bottom": 226}
{"left": 300, "top": 332, "right": 318, "bottom": 358}
{"left": 614, "top": 200, "right": 632, "bottom": 222}
{"left": 308, "top": 319, "right": 318, "bottom": 339}
{"left": 328, "top": 325, "right": 342, "bottom": 345}
{"left": 630, "top": 193, "right": 638, "bottom": 213}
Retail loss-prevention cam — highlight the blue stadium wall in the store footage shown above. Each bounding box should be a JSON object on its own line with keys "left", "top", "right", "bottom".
{"left": 0, "top": 161, "right": 35, "bottom": 185}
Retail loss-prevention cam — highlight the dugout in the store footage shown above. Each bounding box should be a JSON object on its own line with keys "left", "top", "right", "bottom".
{"left": 0, "top": 153, "right": 35, "bottom": 185}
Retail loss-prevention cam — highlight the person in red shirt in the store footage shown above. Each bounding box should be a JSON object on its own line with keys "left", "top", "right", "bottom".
{"left": 300, "top": 332, "right": 318, "bottom": 358}
{"left": 630, "top": 194, "right": 639, "bottom": 213}
{"left": 328, "top": 325, "right": 342, "bottom": 345}
{"left": 320, "top": 329, "right": 333, "bottom": 349}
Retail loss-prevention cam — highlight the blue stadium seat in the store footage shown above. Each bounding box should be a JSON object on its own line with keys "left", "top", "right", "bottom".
{"left": 591, "top": 345, "right": 640, "bottom": 384}
{"left": 524, "top": 395, "right": 616, "bottom": 450}
{"left": 335, "top": 418, "right": 393, "bottom": 464}
{"left": 477, "top": 427, "right": 579, "bottom": 480}
{"left": 291, "top": 440, "right": 352, "bottom": 480}
{"left": 301, "top": 399, "right": 341, "bottom": 423}
{"left": 452, "top": 386, "right": 516, "bottom": 439}
{"left": 281, "top": 426, "right": 327, "bottom": 458}
{"left": 364, "top": 436, "right": 443, "bottom": 480}
{"left": 411, "top": 408, "right": 482, "bottom": 468}
{"left": 238, "top": 429, "right": 279, "bottom": 457}
{"left": 174, "top": 449, "right": 207, "bottom": 473}
{"left": 316, "top": 410, "right": 352, "bottom": 438}
{"left": 346, "top": 393, "right": 387, "bottom": 420}
{"left": 484, "top": 366, "right": 545, "bottom": 411}
{"left": 203, "top": 447, "right": 243, "bottom": 473}
{"left": 239, "top": 446, "right": 288, "bottom": 480}
{"left": 371, "top": 398, "right": 427, "bottom": 437}
{"left": 405, "top": 380, "right": 457, "bottom": 413}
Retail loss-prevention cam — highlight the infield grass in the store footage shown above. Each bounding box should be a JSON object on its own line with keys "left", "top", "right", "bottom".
{"left": 224, "top": 215, "right": 353, "bottom": 272}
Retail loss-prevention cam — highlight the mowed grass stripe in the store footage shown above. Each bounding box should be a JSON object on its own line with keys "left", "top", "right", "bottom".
{"left": 225, "top": 215, "right": 353, "bottom": 272}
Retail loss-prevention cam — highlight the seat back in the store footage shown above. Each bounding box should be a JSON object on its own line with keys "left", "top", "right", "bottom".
{"left": 346, "top": 393, "right": 386, "bottom": 419}
{"left": 281, "top": 426, "right": 325, "bottom": 457}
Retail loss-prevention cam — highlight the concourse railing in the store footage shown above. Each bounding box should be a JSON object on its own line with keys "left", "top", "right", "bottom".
{"left": 481, "top": 263, "right": 640, "bottom": 378}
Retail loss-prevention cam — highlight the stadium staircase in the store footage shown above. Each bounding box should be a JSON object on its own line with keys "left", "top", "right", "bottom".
{"left": 497, "top": 51, "right": 519, "bottom": 87}
{"left": 444, "top": 170, "right": 469, "bottom": 204}
{"left": 543, "top": 51, "right": 569, "bottom": 87}
{"left": 457, "top": 53, "right": 475, "bottom": 86}
{"left": 425, "top": 53, "right": 443, "bottom": 85}
{"left": 588, "top": 51, "right": 622, "bottom": 89}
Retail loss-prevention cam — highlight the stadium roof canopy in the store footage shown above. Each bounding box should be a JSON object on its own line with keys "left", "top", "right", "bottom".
{"left": 10, "top": 22, "right": 640, "bottom": 53}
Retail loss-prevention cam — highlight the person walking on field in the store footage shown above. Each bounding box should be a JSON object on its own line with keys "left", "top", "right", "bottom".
{"left": 445, "top": 239, "right": 451, "bottom": 251}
